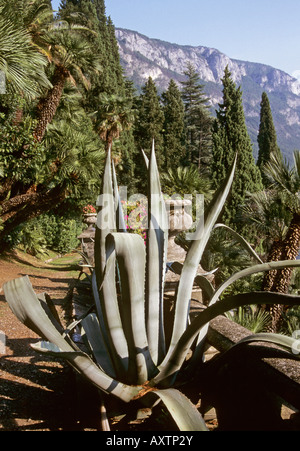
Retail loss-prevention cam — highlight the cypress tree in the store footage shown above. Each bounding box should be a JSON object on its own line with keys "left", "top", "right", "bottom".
{"left": 161, "top": 79, "right": 185, "bottom": 171}
{"left": 257, "top": 91, "right": 280, "bottom": 185}
{"left": 211, "top": 66, "right": 263, "bottom": 232}
{"left": 181, "top": 62, "right": 213, "bottom": 169}
{"left": 134, "top": 76, "right": 165, "bottom": 169}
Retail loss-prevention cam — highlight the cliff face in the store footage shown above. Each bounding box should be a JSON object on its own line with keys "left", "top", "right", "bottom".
{"left": 116, "top": 28, "right": 300, "bottom": 161}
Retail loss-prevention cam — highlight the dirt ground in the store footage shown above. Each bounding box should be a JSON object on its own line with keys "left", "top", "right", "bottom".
{"left": 0, "top": 249, "right": 104, "bottom": 431}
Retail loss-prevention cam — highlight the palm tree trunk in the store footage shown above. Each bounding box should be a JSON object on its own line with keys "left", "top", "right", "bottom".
{"left": 261, "top": 239, "right": 284, "bottom": 291}
{"left": 34, "top": 65, "right": 68, "bottom": 142}
{"left": 263, "top": 213, "right": 300, "bottom": 332}
{"left": 271, "top": 213, "right": 300, "bottom": 293}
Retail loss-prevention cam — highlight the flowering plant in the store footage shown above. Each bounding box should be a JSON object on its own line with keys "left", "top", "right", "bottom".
{"left": 121, "top": 199, "right": 147, "bottom": 242}
{"left": 83, "top": 204, "right": 96, "bottom": 214}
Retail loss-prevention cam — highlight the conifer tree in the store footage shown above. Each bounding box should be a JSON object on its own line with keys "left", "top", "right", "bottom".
{"left": 181, "top": 62, "right": 213, "bottom": 169}
{"left": 211, "top": 66, "right": 263, "bottom": 232}
{"left": 134, "top": 77, "right": 165, "bottom": 169}
{"left": 257, "top": 91, "right": 280, "bottom": 186}
{"left": 161, "top": 79, "right": 185, "bottom": 171}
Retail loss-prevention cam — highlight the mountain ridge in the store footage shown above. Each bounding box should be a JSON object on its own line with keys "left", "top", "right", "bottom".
{"left": 115, "top": 27, "right": 300, "bottom": 162}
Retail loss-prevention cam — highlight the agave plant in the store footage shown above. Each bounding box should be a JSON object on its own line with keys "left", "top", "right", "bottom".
{"left": 3, "top": 144, "right": 300, "bottom": 431}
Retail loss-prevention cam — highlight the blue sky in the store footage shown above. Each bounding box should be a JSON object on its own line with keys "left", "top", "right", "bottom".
{"left": 51, "top": 0, "right": 300, "bottom": 78}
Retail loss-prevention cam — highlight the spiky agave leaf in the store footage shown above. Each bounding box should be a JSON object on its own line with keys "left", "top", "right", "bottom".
{"left": 94, "top": 147, "right": 129, "bottom": 380}
{"left": 148, "top": 388, "right": 208, "bottom": 431}
{"left": 153, "top": 266, "right": 300, "bottom": 385}
{"left": 145, "top": 142, "right": 169, "bottom": 365}
{"left": 3, "top": 276, "right": 141, "bottom": 403}
{"left": 105, "top": 232, "right": 156, "bottom": 384}
{"left": 158, "top": 155, "right": 237, "bottom": 372}
{"left": 3, "top": 274, "right": 208, "bottom": 430}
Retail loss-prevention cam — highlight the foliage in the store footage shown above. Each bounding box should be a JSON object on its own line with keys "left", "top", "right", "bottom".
{"left": 4, "top": 145, "right": 300, "bottom": 431}
{"left": 211, "top": 66, "right": 263, "bottom": 234}
{"left": 121, "top": 198, "right": 147, "bottom": 242}
{"left": 0, "top": 0, "right": 124, "bottom": 242}
{"left": 0, "top": 0, "right": 51, "bottom": 100}
{"left": 257, "top": 92, "right": 280, "bottom": 185}
{"left": 161, "top": 79, "right": 185, "bottom": 171}
{"left": 264, "top": 149, "right": 300, "bottom": 215}
{"left": 5, "top": 213, "right": 83, "bottom": 255}
{"left": 225, "top": 305, "right": 271, "bottom": 333}
{"left": 181, "top": 62, "right": 213, "bottom": 170}
{"left": 162, "top": 164, "right": 212, "bottom": 200}
{"left": 134, "top": 76, "right": 165, "bottom": 181}
{"left": 0, "top": 112, "right": 46, "bottom": 185}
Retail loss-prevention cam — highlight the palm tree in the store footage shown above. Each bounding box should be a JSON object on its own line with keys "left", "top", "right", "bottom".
{"left": 34, "top": 25, "right": 101, "bottom": 142}
{"left": 262, "top": 150, "right": 300, "bottom": 331}
{"left": 0, "top": 114, "right": 105, "bottom": 240}
{"left": 162, "top": 164, "right": 213, "bottom": 200}
{"left": 95, "top": 93, "right": 135, "bottom": 155}
{"left": 264, "top": 150, "right": 300, "bottom": 291}
{"left": 0, "top": 1, "right": 50, "bottom": 100}
{"left": 241, "top": 189, "right": 290, "bottom": 290}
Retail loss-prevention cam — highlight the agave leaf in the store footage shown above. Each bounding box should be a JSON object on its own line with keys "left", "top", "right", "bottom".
{"left": 106, "top": 232, "right": 156, "bottom": 383}
{"left": 210, "top": 259, "right": 300, "bottom": 307}
{"left": 160, "top": 155, "right": 237, "bottom": 366}
{"left": 154, "top": 289, "right": 300, "bottom": 385}
{"left": 148, "top": 388, "right": 208, "bottom": 431}
{"left": 31, "top": 341, "right": 141, "bottom": 403}
{"left": 168, "top": 261, "right": 216, "bottom": 301}
{"left": 3, "top": 276, "right": 141, "bottom": 403}
{"left": 91, "top": 271, "right": 110, "bottom": 347}
{"left": 193, "top": 259, "right": 300, "bottom": 355}
{"left": 81, "top": 313, "right": 116, "bottom": 378}
{"left": 94, "top": 148, "right": 129, "bottom": 378}
{"left": 213, "top": 223, "right": 263, "bottom": 264}
{"left": 37, "top": 292, "right": 65, "bottom": 334}
{"left": 236, "top": 332, "right": 300, "bottom": 357}
{"left": 112, "top": 161, "right": 127, "bottom": 232}
{"left": 141, "top": 148, "right": 149, "bottom": 168}
{"left": 193, "top": 274, "right": 215, "bottom": 300}
{"left": 145, "top": 142, "right": 169, "bottom": 365}
{"left": 4, "top": 276, "right": 73, "bottom": 344}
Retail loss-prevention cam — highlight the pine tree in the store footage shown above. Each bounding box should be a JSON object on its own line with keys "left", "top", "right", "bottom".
{"left": 181, "top": 62, "right": 213, "bottom": 169}
{"left": 257, "top": 91, "right": 280, "bottom": 186}
{"left": 211, "top": 66, "right": 263, "bottom": 232}
{"left": 161, "top": 79, "right": 185, "bottom": 171}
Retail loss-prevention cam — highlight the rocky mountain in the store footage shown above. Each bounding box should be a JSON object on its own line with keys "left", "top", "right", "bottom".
{"left": 116, "top": 28, "right": 300, "bottom": 162}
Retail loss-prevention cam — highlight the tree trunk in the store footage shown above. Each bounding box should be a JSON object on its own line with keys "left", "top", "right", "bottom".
{"left": 261, "top": 239, "right": 284, "bottom": 291}
{"left": 34, "top": 65, "right": 69, "bottom": 142}
{"left": 263, "top": 213, "right": 300, "bottom": 332}
{"left": 271, "top": 213, "right": 300, "bottom": 293}
{"left": 0, "top": 185, "right": 67, "bottom": 243}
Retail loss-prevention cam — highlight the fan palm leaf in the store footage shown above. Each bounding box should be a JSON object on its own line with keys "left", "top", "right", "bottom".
{"left": 0, "top": 3, "right": 50, "bottom": 99}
